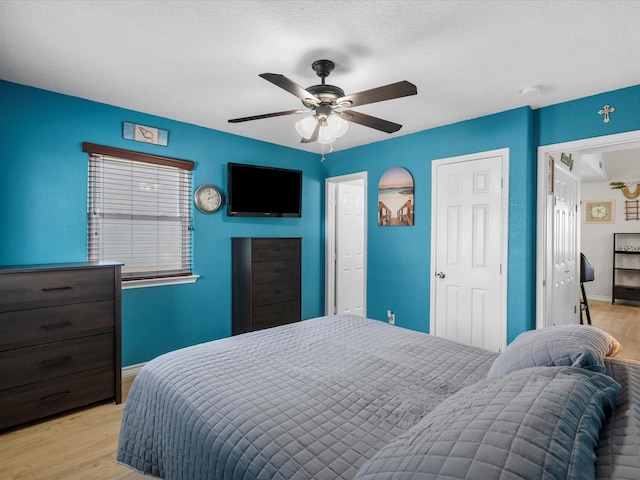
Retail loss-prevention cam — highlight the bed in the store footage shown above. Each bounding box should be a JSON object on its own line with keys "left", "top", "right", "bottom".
{"left": 117, "top": 315, "right": 640, "bottom": 479}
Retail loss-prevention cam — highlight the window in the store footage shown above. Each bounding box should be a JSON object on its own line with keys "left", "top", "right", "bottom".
{"left": 84, "top": 143, "right": 194, "bottom": 282}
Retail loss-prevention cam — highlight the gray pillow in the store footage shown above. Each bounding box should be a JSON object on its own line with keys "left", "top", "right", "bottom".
{"left": 354, "top": 366, "right": 621, "bottom": 480}
{"left": 486, "top": 324, "right": 622, "bottom": 378}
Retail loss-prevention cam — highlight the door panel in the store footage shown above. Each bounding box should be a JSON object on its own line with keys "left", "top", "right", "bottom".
{"left": 551, "top": 160, "right": 579, "bottom": 325}
{"left": 432, "top": 152, "right": 506, "bottom": 352}
{"left": 335, "top": 181, "right": 365, "bottom": 315}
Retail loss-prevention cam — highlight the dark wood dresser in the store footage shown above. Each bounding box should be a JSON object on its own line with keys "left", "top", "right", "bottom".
{"left": 0, "top": 263, "right": 122, "bottom": 430}
{"left": 232, "top": 237, "right": 301, "bottom": 335}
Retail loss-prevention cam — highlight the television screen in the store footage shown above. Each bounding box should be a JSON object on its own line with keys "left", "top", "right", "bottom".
{"left": 227, "top": 163, "right": 302, "bottom": 217}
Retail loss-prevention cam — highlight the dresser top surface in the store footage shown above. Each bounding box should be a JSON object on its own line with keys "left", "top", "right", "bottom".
{"left": 0, "top": 262, "right": 122, "bottom": 274}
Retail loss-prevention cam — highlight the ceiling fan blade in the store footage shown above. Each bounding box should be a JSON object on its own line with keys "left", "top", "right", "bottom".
{"left": 259, "top": 73, "right": 319, "bottom": 106}
{"left": 228, "top": 109, "right": 306, "bottom": 123}
{"left": 338, "top": 110, "right": 403, "bottom": 133}
{"left": 336, "top": 81, "right": 417, "bottom": 108}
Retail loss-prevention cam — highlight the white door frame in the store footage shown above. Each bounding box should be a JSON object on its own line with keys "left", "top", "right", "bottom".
{"left": 430, "top": 148, "right": 509, "bottom": 351}
{"left": 325, "top": 172, "right": 367, "bottom": 316}
{"left": 536, "top": 129, "right": 640, "bottom": 329}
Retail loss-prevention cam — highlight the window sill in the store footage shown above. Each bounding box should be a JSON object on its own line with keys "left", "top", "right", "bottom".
{"left": 121, "top": 275, "right": 200, "bottom": 290}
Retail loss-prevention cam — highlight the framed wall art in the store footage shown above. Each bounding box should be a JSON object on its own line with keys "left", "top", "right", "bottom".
{"left": 584, "top": 199, "right": 615, "bottom": 224}
{"left": 378, "top": 166, "right": 414, "bottom": 226}
{"left": 123, "top": 121, "right": 168, "bottom": 146}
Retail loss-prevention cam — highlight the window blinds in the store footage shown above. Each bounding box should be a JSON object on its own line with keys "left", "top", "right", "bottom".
{"left": 85, "top": 143, "right": 193, "bottom": 280}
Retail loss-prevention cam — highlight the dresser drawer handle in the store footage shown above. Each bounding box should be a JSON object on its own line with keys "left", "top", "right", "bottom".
{"left": 41, "top": 391, "right": 71, "bottom": 403}
{"left": 41, "top": 356, "right": 72, "bottom": 367}
{"left": 42, "top": 286, "right": 73, "bottom": 292}
{"left": 40, "top": 321, "right": 72, "bottom": 330}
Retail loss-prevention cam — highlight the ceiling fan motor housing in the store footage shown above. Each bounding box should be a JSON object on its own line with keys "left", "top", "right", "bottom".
{"left": 304, "top": 60, "right": 347, "bottom": 107}
{"left": 312, "top": 59, "right": 335, "bottom": 79}
{"left": 305, "top": 84, "right": 345, "bottom": 106}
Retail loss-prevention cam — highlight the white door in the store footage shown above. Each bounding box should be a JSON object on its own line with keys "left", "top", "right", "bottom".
{"left": 335, "top": 181, "right": 365, "bottom": 315}
{"left": 431, "top": 150, "right": 508, "bottom": 352}
{"left": 325, "top": 173, "right": 367, "bottom": 316}
{"left": 550, "top": 157, "right": 579, "bottom": 325}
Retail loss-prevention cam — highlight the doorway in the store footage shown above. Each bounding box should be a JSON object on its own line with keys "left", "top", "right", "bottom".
{"left": 536, "top": 129, "right": 640, "bottom": 329}
{"left": 430, "top": 149, "right": 509, "bottom": 352}
{"left": 325, "top": 172, "right": 367, "bottom": 316}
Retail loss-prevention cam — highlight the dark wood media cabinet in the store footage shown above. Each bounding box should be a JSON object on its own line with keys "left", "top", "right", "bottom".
{"left": 0, "top": 263, "right": 122, "bottom": 430}
{"left": 232, "top": 237, "right": 301, "bottom": 335}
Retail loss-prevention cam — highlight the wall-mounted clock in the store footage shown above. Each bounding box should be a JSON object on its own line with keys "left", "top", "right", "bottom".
{"left": 194, "top": 184, "right": 224, "bottom": 214}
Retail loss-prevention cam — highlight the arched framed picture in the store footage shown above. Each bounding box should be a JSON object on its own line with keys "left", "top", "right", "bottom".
{"left": 378, "top": 167, "right": 414, "bottom": 226}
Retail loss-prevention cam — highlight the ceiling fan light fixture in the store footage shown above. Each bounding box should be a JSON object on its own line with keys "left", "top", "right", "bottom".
{"left": 318, "top": 118, "right": 336, "bottom": 144}
{"left": 295, "top": 115, "right": 318, "bottom": 139}
{"left": 327, "top": 114, "right": 349, "bottom": 138}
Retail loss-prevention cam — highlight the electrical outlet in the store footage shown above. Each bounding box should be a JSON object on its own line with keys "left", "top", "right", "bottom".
{"left": 387, "top": 310, "right": 395, "bottom": 325}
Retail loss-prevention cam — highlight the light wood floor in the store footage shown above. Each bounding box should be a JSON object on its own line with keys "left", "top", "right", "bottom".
{"left": 1, "top": 303, "right": 638, "bottom": 479}
{"left": 588, "top": 299, "right": 640, "bottom": 362}
{"left": 0, "top": 376, "right": 146, "bottom": 480}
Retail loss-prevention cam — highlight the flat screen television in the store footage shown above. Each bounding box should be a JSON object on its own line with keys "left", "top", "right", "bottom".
{"left": 227, "top": 162, "right": 302, "bottom": 217}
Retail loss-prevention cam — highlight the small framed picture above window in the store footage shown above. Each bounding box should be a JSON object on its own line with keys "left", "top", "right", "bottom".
{"left": 123, "top": 121, "right": 169, "bottom": 146}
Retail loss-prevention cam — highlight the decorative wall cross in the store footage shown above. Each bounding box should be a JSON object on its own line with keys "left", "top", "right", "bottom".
{"left": 598, "top": 104, "right": 615, "bottom": 123}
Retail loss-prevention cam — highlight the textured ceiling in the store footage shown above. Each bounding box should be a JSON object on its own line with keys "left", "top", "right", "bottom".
{"left": 2, "top": 0, "right": 640, "bottom": 155}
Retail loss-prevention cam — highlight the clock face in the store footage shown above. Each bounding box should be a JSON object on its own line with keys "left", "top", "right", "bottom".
{"left": 586, "top": 201, "right": 613, "bottom": 223}
{"left": 194, "top": 185, "right": 223, "bottom": 213}
{"left": 591, "top": 204, "right": 607, "bottom": 219}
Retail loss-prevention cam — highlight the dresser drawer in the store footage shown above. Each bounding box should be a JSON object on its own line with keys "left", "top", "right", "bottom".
{"left": 0, "top": 268, "right": 115, "bottom": 312}
{"left": 0, "top": 300, "right": 115, "bottom": 351}
{"left": 252, "top": 260, "right": 300, "bottom": 284}
{"left": 251, "top": 280, "right": 299, "bottom": 306}
{"left": 252, "top": 300, "right": 300, "bottom": 331}
{"left": 251, "top": 238, "right": 301, "bottom": 261}
{"left": 0, "top": 366, "right": 115, "bottom": 430}
{"left": 0, "top": 334, "right": 114, "bottom": 390}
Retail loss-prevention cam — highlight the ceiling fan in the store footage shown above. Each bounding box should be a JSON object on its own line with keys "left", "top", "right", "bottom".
{"left": 228, "top": 59, "right": 418, "bottom": 144}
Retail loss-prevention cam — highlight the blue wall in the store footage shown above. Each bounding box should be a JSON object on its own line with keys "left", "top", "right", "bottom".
{"left": 537, "top": 84, "right": 640, "bottom": 146}
{"left": 0, "top": 81, "right": 325, "bottom": 365}
{"left": 324, "top": 108, "right": 536, "bottom": 341}
{"left": 3, "top": 79, "right": 640, "bottom": 365}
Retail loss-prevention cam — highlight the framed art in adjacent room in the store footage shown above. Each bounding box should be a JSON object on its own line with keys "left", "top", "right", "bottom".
{"left": 584, "top": 199, "right": 615, "bottom": 224}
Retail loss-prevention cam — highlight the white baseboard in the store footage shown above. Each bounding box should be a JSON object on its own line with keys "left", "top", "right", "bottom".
{"left": 122, "top": 362, "right": 145, "bottom": 378}
{"left": 587, "top": 294, "right": 640, "bottom": 306}
{"left": 587, "top": 294, "right": 610, "bottom": 302}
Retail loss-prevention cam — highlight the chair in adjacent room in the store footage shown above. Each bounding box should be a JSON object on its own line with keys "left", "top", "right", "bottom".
{"left": 580, "top": 253, "right": 595, "bottom": 325}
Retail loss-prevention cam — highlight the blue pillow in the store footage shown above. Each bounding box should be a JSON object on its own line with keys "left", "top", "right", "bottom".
{"left": 487, "top": 324, "right": 622, "bottom": 378}
{"left": 354, "top": 366, "right": 621, "bottom": 480}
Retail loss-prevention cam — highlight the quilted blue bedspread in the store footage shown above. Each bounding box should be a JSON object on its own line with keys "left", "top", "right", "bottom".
{"left": 117, "top": 315, "right": 497, "bottom": 479}
{"left": 117, "top": 315, "right": 640, "bottom": 479}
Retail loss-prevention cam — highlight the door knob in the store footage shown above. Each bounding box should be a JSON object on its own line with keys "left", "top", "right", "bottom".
{"left": 435, "top": 272, "right": 446, "bottom": 279}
